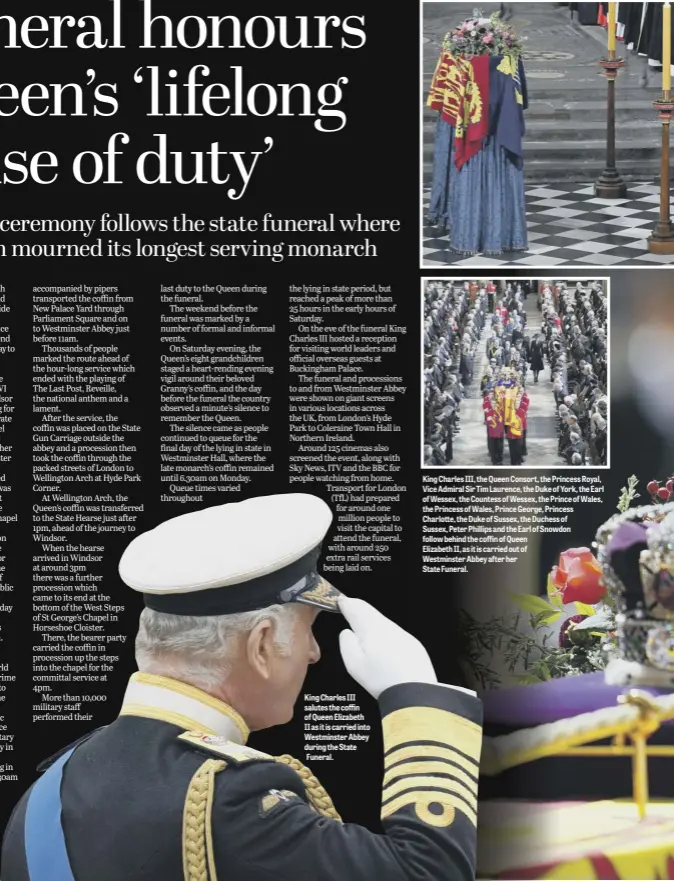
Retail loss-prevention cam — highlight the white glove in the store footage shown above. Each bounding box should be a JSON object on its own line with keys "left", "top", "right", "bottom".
{"left": 338, "top": 596, "right": 438, "bottom": 699}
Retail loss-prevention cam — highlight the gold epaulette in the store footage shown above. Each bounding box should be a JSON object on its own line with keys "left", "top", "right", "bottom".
{"left": 179, "top": 731, "right": 274, "bottom": 764}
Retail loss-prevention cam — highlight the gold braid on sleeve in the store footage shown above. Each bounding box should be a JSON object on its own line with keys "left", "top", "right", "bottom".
{"left": 181, "top": 753, "right": 341, "bottom": 881}
{"left": 182, "top": 758, "right": 227, "bottom": 881}
{"left": 275, "top": 755, "right": 342, "bottom": 822}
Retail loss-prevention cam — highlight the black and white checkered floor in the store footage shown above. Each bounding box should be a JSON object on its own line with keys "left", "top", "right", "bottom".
{"left": 422, "top": 184, "right": 674, "bottom": 266}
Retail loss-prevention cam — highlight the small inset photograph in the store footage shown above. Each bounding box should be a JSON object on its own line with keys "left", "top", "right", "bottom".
{"left": 421, "top": 2, "right": 674, "bottom": 268}
{"left": 422, "top": 278, "right": 609, "bottom": 468}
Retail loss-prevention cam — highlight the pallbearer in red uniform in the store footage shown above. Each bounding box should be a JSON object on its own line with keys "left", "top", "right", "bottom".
{"left": 493, "top": 371, "right": 527, "bottom": 467}
{"left": 483, "top": 387, "right": 505, "bottom": 466}
{"left": 485, "top": 281, "right": 496, "bottom": 312}
{"left": 520, "top": 388, "right": 530, "bottom": 459}
{"left": 504, "top": 417, "right": 524, "bottom": 466}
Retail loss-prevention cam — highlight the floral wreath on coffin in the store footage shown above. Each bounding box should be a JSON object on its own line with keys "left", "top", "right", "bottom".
{"left": 441, "top": 9, "right": 526, "bottom": 59}
{"left": 461, "top": 475, "right": 674, "bottom": 688}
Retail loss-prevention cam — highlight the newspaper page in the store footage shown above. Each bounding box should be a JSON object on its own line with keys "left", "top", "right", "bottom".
{"left": 0, "top": 3, "right": 672, "bottom": 881}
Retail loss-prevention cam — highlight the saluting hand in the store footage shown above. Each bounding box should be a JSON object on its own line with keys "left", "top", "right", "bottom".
{"left": 337, "top": 596, "right": 437, "bottom": 699}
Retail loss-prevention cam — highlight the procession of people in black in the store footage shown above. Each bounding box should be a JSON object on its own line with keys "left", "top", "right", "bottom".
{"left": 574, "top": 2, "right": 674, "bottom": 87}
{"left": 424, "top": 280, "right": 608, "bottom": 468}
{"left": 423, "top": 281, "right": 488, "bottom": 466}
{"left": 480, "top": 283, "right": 530, "bottom": 467}
{"left": 539, "top": 282, "right": 608, "bottom": 467}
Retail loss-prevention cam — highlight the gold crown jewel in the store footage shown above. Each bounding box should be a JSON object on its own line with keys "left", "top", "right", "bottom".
{"left": 645, "top": 508, "right": 674, "bottom": 568}
{"left": 596, "top": 502, "right": 674, "bottom": 673}
{"left": 642, "top": 509, "right": 674, "bottom": 621}
{"left": 595, "top": 501, "right": 674, "bottom": 607}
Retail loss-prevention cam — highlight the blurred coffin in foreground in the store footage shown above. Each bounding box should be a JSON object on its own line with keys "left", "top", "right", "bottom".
{"left": 477, "top": 674, "right": 674, "bottom": 879}
{"left": 478, "top": 800, "right": 674, "bottom": 880}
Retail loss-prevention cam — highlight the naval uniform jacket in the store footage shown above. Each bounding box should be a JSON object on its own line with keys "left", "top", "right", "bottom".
{"left": 2, "top": 673, "right": 483, "bottom": 881}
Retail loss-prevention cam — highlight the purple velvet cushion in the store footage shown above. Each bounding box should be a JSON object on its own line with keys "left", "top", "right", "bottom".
{"left": 482, "top": 672, "right": 672, "bottom": 727}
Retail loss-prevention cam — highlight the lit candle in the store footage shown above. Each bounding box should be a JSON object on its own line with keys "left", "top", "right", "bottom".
{"left": 664, "top": 2, "right": 672, "bottom": 93}
{"left": 608, "top": 3, "right": 617, "bottom": 54}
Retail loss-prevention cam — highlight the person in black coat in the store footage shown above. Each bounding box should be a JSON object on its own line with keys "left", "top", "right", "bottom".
{"left": 529, "top": 334, "right": 545, "bottom": 383}
{"left": 521, "top": 335, "right": 531, "bottom": 364}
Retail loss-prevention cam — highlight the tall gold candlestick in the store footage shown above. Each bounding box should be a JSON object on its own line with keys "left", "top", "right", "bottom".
{"left": 664, "top": 3, "right": 672, "bottom": 94}
{"left": 595, "top": 32, "right": 627, "bottom": 199}
{"left": 608, "top": 3, "right": 617, "bottom": 56}
{"left": 648, "top": 42, "right": 674, "bottom": 254}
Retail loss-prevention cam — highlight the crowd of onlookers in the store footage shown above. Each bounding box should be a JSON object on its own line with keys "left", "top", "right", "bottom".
{"left": 424, "top": 279, "right": 609, "bottom": 467}
{"left": 539, "top": 281, "right": 608, "bottom": 466}
{"left": 423, "top": 281, "right": 488, "bottom": 465}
